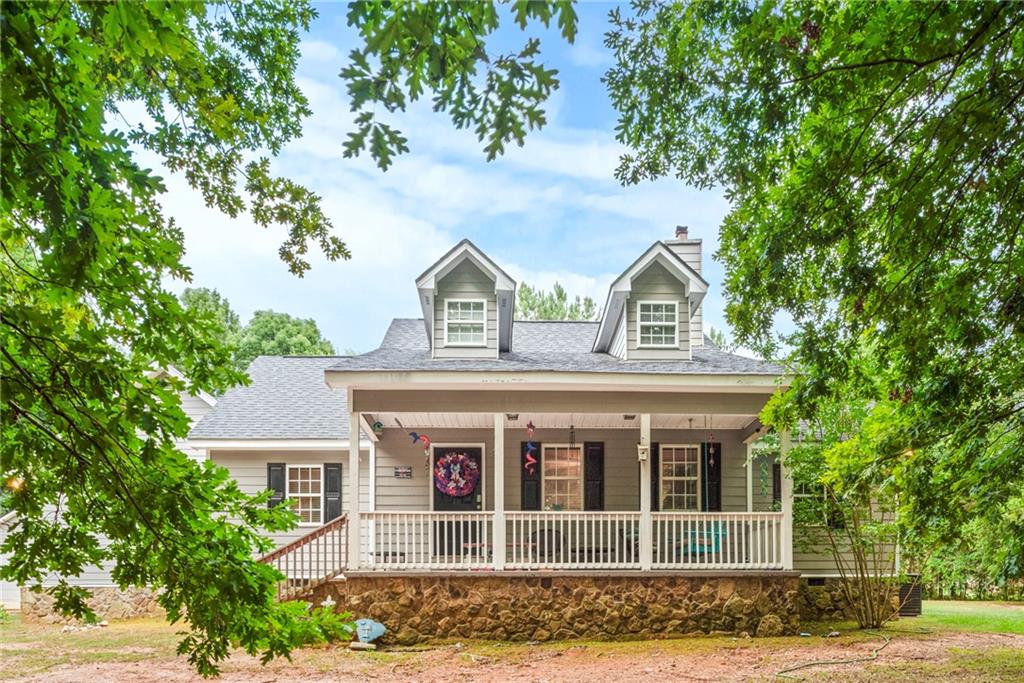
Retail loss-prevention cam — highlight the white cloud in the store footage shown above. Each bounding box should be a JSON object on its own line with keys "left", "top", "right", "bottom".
{"left": 567, "top": 38, "right": 613, "bottom": 69}
{"left": 144, "top": 61, "right": 731, "bottom": 353}
{"left": 300, "top": 39, "right": 342, "bottom": 65}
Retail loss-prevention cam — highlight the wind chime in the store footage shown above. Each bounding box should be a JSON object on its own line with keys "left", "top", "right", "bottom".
{"left": 568, "top": 414, "right": 576, "bottom": 452}
{"left": 704, "top": 415, "right": 717, "bottom": 512}
{"left": 705, "top": 415, "right": 717, "bottom": 467}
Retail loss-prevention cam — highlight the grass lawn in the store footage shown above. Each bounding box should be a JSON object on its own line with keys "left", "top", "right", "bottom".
{"left": 0, "top": 600, "right": 1021, "bottom": 682}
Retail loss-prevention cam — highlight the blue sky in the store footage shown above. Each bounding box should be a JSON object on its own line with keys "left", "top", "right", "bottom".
{"left": 160, "top": 2, "right": 735, "bottom": 353}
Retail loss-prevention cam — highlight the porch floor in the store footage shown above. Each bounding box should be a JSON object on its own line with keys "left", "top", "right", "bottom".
{"left": 340, "top": 569, "right": 801, "bottom": 579}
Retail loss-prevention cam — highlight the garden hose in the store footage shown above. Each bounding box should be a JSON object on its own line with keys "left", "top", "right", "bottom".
{"left": 774, "top": 626, "right": 934, "bottom": 679}
{"left": 774, "top": 630, "right": 892, "bottom": 679}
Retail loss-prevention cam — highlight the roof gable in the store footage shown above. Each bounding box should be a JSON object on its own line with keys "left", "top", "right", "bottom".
{"left": 593, "top": 242, "right": 709, "bottom": 353}
{"left": 415, "top": 238, "right": 516, "bottom": 352}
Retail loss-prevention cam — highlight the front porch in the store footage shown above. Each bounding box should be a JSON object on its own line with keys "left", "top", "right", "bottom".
{"left": 339, "top": 393, "right": 794, "bottom": 574}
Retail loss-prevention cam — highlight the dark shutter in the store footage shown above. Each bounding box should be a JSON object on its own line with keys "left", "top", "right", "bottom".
{"left": 324, "top": 463, "right": 342, "bottom": 522}
{"left": 583, "top": 442, "right": 605, "bottom": 511}
{"left": 521, "top": 441, "right": 542, "bottom": 510}
{"left": 650, "top": 442, "right": 660, "bottom": 512}
{"left": 267, "top": 463, "right": 286, "bottom": 508}
{"left": 772, "top": 462, "right": 781, "bottom": 507}
{"left": 701, "top": 442, "right": 722, "bottom": 511}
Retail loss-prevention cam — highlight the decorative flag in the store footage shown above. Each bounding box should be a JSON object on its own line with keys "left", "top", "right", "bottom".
{"left": 526, "top": 420, "right": 536, "bottom": 439}
{"left": 408, "top": 431, "right": 420, "bottom": 443}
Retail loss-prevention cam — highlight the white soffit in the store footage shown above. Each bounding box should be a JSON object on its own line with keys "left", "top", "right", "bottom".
{"left": 373, "top": 412, "right": 755, "bottom": 430}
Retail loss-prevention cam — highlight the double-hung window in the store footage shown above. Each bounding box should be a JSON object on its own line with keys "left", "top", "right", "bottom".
{"left": 287, "top": 465, "right": 322, "bottom": 525}
{"left": 542, "top": 445, "right": 583, "bottom": 511}
{"left": 638, "top": 301, "right": 678, "bottom": 347}
{"left": 660, "top": 445, "right": 700, "bottom": 511}
{"left": 445, "top": 299, "right": 486, "bottom": 346}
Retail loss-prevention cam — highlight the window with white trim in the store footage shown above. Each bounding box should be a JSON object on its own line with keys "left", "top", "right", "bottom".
{"left": 445, "top": 299, "right": 486, "bottom": 346}
{"left": 542, "top": 445, "right": 583, "bottom": 511}
{"left": 638, "top": 301, "right": 678, "bottom": 347}
{"left": 660, "top": 445, "right": 700, "bottom": 511}
{"left": 287, "top": 465, "right": 322, "bottom": 525}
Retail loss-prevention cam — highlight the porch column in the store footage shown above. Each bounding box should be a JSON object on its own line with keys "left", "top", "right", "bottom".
{"left": 347, "top": 405, "right": 361, "bottom": 570}
{"left": 745, "top": 441, "right": 754, "bottom": 512}
{"left": 779, "top": 429, "right": 794, "bottom": 570}
{"left": 639, "top": 413, "right": 653, "bottom": 570}
{"left": 492, "top": 413, "right": 506, "bottom": 570}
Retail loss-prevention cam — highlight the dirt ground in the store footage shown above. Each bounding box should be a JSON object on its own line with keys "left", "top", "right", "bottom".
{"left": 3, "top": 628, "right": 1023, "bottom": 682}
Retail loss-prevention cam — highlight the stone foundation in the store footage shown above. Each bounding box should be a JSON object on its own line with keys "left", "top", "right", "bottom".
{"left": 309, "top": 571, "right": 802, "bottom": 644}
{"left": 797, "top": 578, "right": 900, "bottom": 623}
{"left": 20, "top": 586, "right": 164, "bottom": 623}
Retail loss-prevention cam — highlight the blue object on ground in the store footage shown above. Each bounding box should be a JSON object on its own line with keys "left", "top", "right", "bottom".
{"left": 356, "top": 618, "right": 386, "bottom": 643}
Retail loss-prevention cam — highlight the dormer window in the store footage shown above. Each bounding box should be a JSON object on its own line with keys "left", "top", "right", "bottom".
{"left": 445, "top": 299, "right": 486, "bottom": 346}
{"left": 638, "top": 301, "right": 678, "bottom": 348}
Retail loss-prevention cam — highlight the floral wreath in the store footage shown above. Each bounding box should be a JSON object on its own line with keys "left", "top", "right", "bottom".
{"left": 433, "top": 452, "right": 480, "bottom": 497}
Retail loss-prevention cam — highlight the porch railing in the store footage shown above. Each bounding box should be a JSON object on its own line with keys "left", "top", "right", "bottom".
{"left": 260, "top": 514, "right": 348, "bottom": 601}
{"left": 652, "top": 512, "right": 784, "bottom": 569}
{"left": 348, "top": 511, "right": 784, "bottom": 572}
{"left": 506, "top": 511, "right": 642, "bottom": 569}
{"left": 361, "top": 511, "right": 492, "bottom": 570}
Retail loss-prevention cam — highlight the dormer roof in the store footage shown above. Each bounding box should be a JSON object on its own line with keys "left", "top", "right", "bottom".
{"left": 592, "top": 241, "right": 709, "bottom": 353}
{"left": 414, "top": 238, "right": 516, "bottom": 351}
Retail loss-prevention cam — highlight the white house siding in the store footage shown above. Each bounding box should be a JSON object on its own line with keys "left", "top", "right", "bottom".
{"left": 625, "top": 262, "right": 691, "bottom": 360}
{"left": 209, "top": 448, "right": 370, "bottom": 550}
{"left": 432, "top": 259, "right": 498, "bottom": 359}
{"left": 0, "top": 513, "right": 20, "bottom": 608}
{"left": 665, "top": 238, "right": 704, "bottom": 349}
{"left": 371, "top": 427, "right": 751, "bottom": 513}
{"left": 176, "top": 393, "right": 215, "bottom": 463}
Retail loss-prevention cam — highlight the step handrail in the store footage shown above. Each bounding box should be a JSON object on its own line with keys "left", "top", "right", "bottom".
{"left": 260, "top": 514, "right": 348, "bottom": 601}
{"left": 260, "top": 513, "right": 348, "bottom": 564}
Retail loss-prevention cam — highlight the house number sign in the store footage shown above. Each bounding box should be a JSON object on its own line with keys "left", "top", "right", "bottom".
{"left": 393, "top": 466, "right": 413, "bottom": 479}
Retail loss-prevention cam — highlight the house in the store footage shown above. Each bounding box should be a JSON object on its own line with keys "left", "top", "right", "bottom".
{"left": 185, "top": 228, "right": 855, "bottom": 641}
{"left": 15, "top": 229, "right": 858, "bottom": 636}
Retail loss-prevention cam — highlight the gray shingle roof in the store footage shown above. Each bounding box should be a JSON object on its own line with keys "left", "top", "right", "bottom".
{"left": 190, "top": 356, "right": 351, "bottom": 440}
{"left": 190, "top": 320, "right": 783, "bottom": 439}
{"left": 327, "top": 319, "right": 783, "bottom": 375}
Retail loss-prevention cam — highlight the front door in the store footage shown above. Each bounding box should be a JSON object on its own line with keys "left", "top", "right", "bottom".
{"left": 432, "top": 446, "right": 483, "bottom": 556}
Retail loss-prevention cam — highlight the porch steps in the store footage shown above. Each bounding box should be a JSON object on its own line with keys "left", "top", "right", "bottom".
{"left": 260, "top": 514, "right": 348, "bottom": 601}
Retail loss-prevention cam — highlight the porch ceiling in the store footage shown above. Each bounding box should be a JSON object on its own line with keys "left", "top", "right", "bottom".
{"left": 371, "top": 412, "right": 757, "bottom": 431}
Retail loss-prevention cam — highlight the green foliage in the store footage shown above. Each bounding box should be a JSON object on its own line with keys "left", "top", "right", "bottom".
{"left": 764, "top": 375, "right": 902, "bottom": 629}
{"left": 234, "top": 310, "right": 335, "bottom": 371}
{"left": 605, "top": 0, "right": 1024, "bottom": 608}
{"left": 605, "top": 1, "right": 1024, "bottom": 542}
{"left": 177, "top": 291, "right": 337, "bottom": 372}
{"left": 1, "top": 0, "right": 348, "bottom": 675}
{"left": 340, "top": 0, "right": 578, "bottom": 168}
{"left": 180, "top": 288, "right": 242, "bottom": 343}
{"left": 707, "top": 326, "right": 735, "bottom": 353}
{"left": 250, "top": 600, "right": 355, "bottom": 656}
{"left": 516, "top": 282, "right": 598, "bottom": 321}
